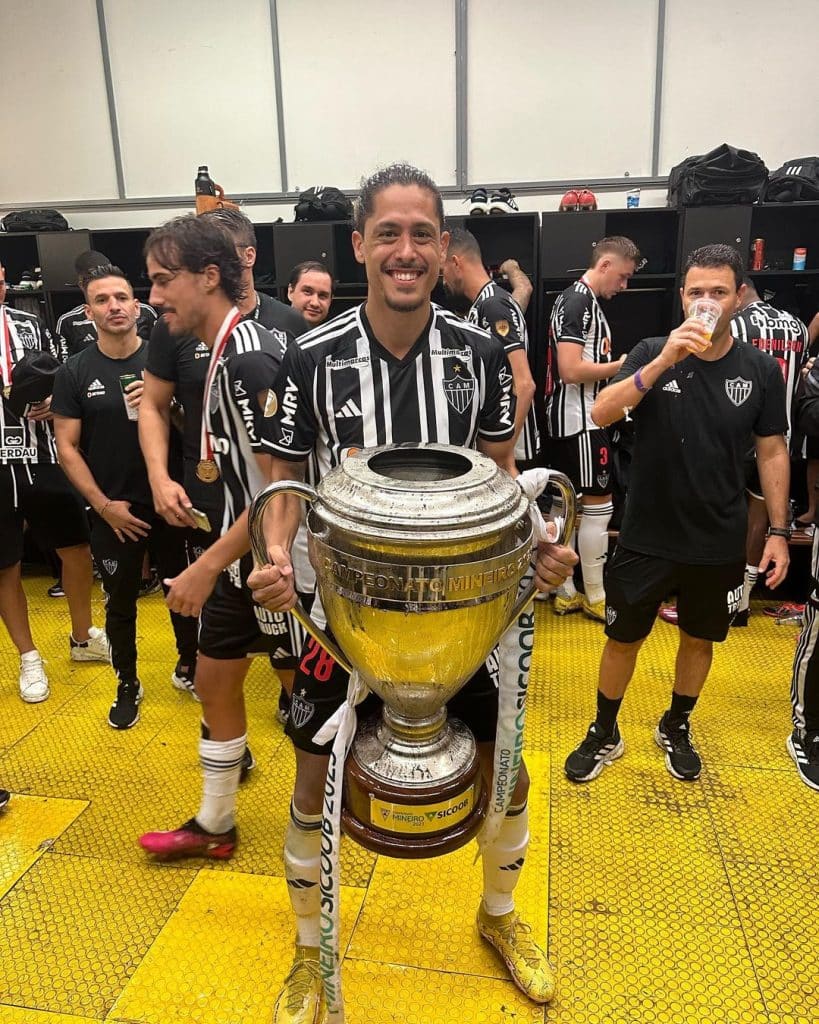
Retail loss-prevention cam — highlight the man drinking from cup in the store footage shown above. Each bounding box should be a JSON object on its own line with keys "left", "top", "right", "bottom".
{"left": 564, "top": 244, "right": 791, "bottom": 785}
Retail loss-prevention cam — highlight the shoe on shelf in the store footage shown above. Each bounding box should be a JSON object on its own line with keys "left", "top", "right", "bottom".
{"left": 240, "top": 745, "right": 256, "bottom": 783}
{"left": 138, "top": 572, "right": 162, "bottom": 599}
{"left": 47, "top": 580, "right": 65, "bottom": 598}
{"left": 559, "top": 189, "right": 581, "bottom": 212}
{"left": 466, "top": 187, "right": 489, "bottom": 214}
{"left": 577, "top": 188, "right": 598, "bottom": 211}
{"left": 19, "top": 651, "right": 49, "bottom": 703}
{"left": 477, "top": 904, "right": 556, "bottom": 1004}
{"left": 108, "top": 679, "right": 143, "bottom": 729}
{"left": 553, "top": 592, "right": 583, "bottom": 616}
{"left": 0, "top": 788, "right": 10, "bottom": 811}
{"left": 488, "top": 187, "right": 519, "bottom": 214}
{"left": 171, "top": 659, "right": 199, "bottom": 700}
{"left": 787, "top": 729, "right": 819, "bottom": 791}
{"left": 16, "top": 270, "right": 36, "bottom": 292}
{"left": 273, "top": 945, "right": 324, "bottom": 1024}
{"left": 654, "top": 712, "right": 701, "bottom": 781}
{"left": 139, "top": 817, "right": 237, "bottom": 861}
{"left": 732, "top": 608, "right": 750, "bottom": 627}
{"left": 581, "top": 595, "right": 606, "bottom": 623}
{"left": 658, "top": 604, "right": 679, "bottom": 625}
{"left": 70, "top": 625, "right": 110, "bottom": 663}
{"left": 564, "top": 721, "right": 624, "bottom": 782}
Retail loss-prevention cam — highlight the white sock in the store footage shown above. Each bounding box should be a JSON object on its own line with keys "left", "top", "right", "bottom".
{"left": 578, "top": 502, "right": 613, "bottom": 605}
{"left": 196, "top": 733, "right": 246, "bottom": 833}
{"left": 284, "top": 802, "right": 322, "bottom": 947}
{"left": 739, "top": 564, "right": 759, "bottom": 614}
{"left": 480, "top": 801, "right": 529, "bottom": 917}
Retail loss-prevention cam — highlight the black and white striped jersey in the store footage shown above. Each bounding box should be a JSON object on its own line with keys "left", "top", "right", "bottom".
{"left": 55, "top": 302, "right": 157, "bottom": 361}
{"left": 0, "top": 305, "right": 60, "bottom": 470}
{"left": 265, "top": 303, "right": 516, "bottom": 481}
{"left": 469, "top": 280, "right": 539, "bottom": 461}
{"left": 545, "top": 278, "right": 613, "bottom": 437}
{"left": 206, "top": 319, "right": 287, "bottom": 534}
{"left": 731, "top": 301, "right": 808, "bottom": 439}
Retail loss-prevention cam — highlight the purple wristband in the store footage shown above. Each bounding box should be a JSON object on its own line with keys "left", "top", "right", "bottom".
{"left": 633, "top": 367, "right": 650, "bottom": 394}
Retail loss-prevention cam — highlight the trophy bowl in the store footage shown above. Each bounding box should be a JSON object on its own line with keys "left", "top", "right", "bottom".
{"left": 249, "top": 443, "right": 575, "bottom": 858}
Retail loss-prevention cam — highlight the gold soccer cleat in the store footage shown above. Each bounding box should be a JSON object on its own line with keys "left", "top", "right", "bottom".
{"left": 554, "top": 591, "right": 584, "bottom": 615}
{"left": 273, "top": 945, "right": 325, "bottom": 1024}
{"left": 581, "top": 596, "right": 606, "bottom": 623}
{"left": 477, "top": 905, "right": 556, "bottom": 1004}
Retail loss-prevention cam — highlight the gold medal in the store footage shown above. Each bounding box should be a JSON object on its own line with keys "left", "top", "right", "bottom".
{"left": 196, "top": 459, "right": 220, "bottom": 483}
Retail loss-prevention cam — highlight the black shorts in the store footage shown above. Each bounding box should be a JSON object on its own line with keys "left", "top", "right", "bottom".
{"left": 604, "top": 545, "right": 745, "bottom": 644}
{"left": 198, "top": 553, "right": 310, "bottom": 664}
{"left": 744, "top": 455, "right": 763, "bottom": 500}
{"left": 548, "top": 429, "right": 612, "bottom": 497}
{"left": 0, "top": 464, "right": 89, "bottom": 570}
{"left": 286, "top": 633, "right": 500, "bottom": 756}
{"left": 807, "top": 436, "right": 819, "bottom": 461}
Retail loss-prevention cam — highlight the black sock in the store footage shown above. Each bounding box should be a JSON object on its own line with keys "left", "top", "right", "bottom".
{"left": 666, "top": 692, "right": 698, "bottom": 728}
{"left": 594, "top": 691, "right": 622, "bottom": 735}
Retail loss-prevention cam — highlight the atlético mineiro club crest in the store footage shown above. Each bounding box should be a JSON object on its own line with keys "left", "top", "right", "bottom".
{"left": 725, "top": 376, "right": 753, "bottom": 407}
{"left": 443, "top": 362, "right": 475, "bottom": 414}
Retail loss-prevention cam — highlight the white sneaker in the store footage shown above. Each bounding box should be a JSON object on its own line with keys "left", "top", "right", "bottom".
{"left": 19, "top": 651, "right": 49, "bottom": 703}
{"left": 70, "top": 625, "right": 110, "bottom": 663}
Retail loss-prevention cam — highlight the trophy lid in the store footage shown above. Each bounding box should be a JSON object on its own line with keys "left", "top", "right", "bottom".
{"left": 312, "top": 443, "right": 528, "bottom": 541}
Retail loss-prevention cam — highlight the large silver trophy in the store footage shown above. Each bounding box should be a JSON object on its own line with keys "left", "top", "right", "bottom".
{"left": 249, "top": 443, "right": 575, "bottom": 858}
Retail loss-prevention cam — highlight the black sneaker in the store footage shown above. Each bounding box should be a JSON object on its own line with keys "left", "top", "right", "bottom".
{"left": 467, "top": 188, "right": 489, "bottom": 214}
{"left": 240, "top": 745, "right": 256, "bottom": 783}
{"left": 787, "top": 729, "right": 819, "bottom": 792}
{"left": 654, "top": 713, "right": 701, "bottom": 781}
{"left": 138, "top": 572, "right": 162, "bottom": 598}
{"left": 108, "top": 679, "right": 143, "bottom": 730}
{"left": 277, "top": 688, "right": 291, "bottom": 726}
{"left": 489, "top": 187, "right": 519, "bottom": 214}
{"left": 0, "top": 788, "right": 9, "bottom": 811}
{"left": 171, "top": 659, "right": 199, "bottom": 700}
{"left": 47, "top": 580, "right": 65, "bottom": 598}
{"left": 565, "top": 722, "right": 624, "bottom": 782}
{"left": 732, "top": 609, "right": 749, "bottom": 627}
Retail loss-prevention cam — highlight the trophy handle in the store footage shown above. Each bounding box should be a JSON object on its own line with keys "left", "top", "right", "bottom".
{"left": 248, "top": 481, "right": 353, "bottom": 673}
{"left": 504, "top": 470, "right": 578, "bottom": 630}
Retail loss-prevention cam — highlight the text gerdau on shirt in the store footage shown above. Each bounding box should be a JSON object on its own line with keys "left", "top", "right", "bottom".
{"left": 55, "top": 302, "right": 157, "bottom": 361}
{"left": 545, "top": 277, "right": 613, "bottom": 438}
{"left": 51, "top": 340, "right": 153, "bottom": 509}
{"left": 616, "top": 337, "right": 788, "bottom": 564}
{"left": 469, "top": 280, "right": 539, "bottom": 461}
{"left": 265, "top": 303, "right": 516, "bottom": 483}
{"left": 731, "top": 300, "right": 808, "bottom": 440}
{"left": 0, "top": 305, "right": 61, "bottom": 474}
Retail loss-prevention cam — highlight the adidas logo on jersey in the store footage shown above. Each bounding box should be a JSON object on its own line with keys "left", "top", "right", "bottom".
{"left": 662, "top": 380, "right": 681, "bottom": 394}
{"left": 336, "top": 398, "right": 362, "bottom": 419}
{"left": 194, "top": 342, "right": 209, "bottom": 359}
{"left": 87, "top": 379, "right": 105, "bottom": 396}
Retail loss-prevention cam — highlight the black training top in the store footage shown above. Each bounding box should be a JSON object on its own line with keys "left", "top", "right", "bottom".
{"left": 51, "top": 341, "right": 153, "bottom": 509}
{"left": 616, "top": 337, "right": 787, "bottom": 564}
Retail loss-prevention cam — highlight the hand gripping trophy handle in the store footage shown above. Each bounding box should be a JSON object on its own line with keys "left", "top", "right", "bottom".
{"left": 503, "top": 469, "right": 578, "bottom": 629}
{"left": 248, "top": 481, "right": 353, "bottom": 673}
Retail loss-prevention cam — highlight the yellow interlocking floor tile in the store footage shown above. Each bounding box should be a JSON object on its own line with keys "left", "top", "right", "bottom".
{"left": 110, "top": 871, "right": 364, "bottom": 1024}
{"left": 348, "top": 750, "right": 550, "bottom": 979}
{"left": 0, "top": 1008, "right": 102, "bottom": 1023}
{"left": 0, "top": 796, "right": 86, "bottom": 897}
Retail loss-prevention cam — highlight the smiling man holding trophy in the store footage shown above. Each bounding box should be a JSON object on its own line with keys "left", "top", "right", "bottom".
{"left": 247, "top": 164, "right": 577, "bottom": 1024}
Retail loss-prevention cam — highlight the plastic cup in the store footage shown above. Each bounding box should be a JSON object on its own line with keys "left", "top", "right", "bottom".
{"left": 627, "top": 189, "right": 640, "bottom": 209}
{"left": 119, "top": 373, "right": 140, "bottom": 421}
{"left": 687, "top": 298, "right": 721, "bottom": 348}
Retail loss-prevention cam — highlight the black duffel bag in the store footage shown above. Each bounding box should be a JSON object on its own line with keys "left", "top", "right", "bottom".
{"left": 2, "top": 208, "right": 70, "bottom": 232}
{"left": 667, "top": 144, "right": 768, "bottom": 207}
{"left": 763, "top": 157, "right": 819, "bottom": 203}
{"left": 294, "top": 186, "right": 353, "bottom": 222}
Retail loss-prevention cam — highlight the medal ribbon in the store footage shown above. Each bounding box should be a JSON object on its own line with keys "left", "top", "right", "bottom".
{"left": 199, "top": 306, "right": 242, "bottom": 464}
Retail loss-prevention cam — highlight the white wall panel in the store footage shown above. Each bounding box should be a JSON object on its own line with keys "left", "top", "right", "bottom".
{"left": 468, "top": 0, "right": 658, "bottom": 184}
{"left": 277, "top": 0, "right": 457, "bottom": 190}
{"left": 104, "top": 0, "right": 282, "bottom": 197}
{"left": 0, "top": 0, "right": 119, "bottom": 203}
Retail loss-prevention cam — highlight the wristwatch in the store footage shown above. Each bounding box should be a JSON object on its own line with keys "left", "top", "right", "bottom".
{"left": 767, "top": 526, "right": 792, "bottom": 540}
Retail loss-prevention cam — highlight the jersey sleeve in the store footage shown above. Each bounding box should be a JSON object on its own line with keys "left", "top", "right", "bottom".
{"left": 226, "top": 347, "right": 283, "bottom": 452}
{"left": 753, "top": 355, "right": 789, "bottom": 437}
{"left": 553, "top": 289, "right": 592, "bottom": 345}
{"left": 477, "top": 343, "right": 516, "bottom": 442}
{"left": 145, "top": 319, "right": 179, "bottom": 383}
{"left": 612, "top": 338, "right": 660, "bottom": 384}
{"left": 51, "top": 363, "right": 82, "bottom": 419}
{"left": 264, "top": 343, "right": 318, "bottom": 460}
{"left": 480, "top": 293, "right": 525, "bottom": 354}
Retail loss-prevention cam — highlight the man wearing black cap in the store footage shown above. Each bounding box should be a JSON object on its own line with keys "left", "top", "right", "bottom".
{"left": 0, "top": 262, "right": 109, "bottom": 705}
{"left": 55, "top": 250, "right": 157, "bottom": 361}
